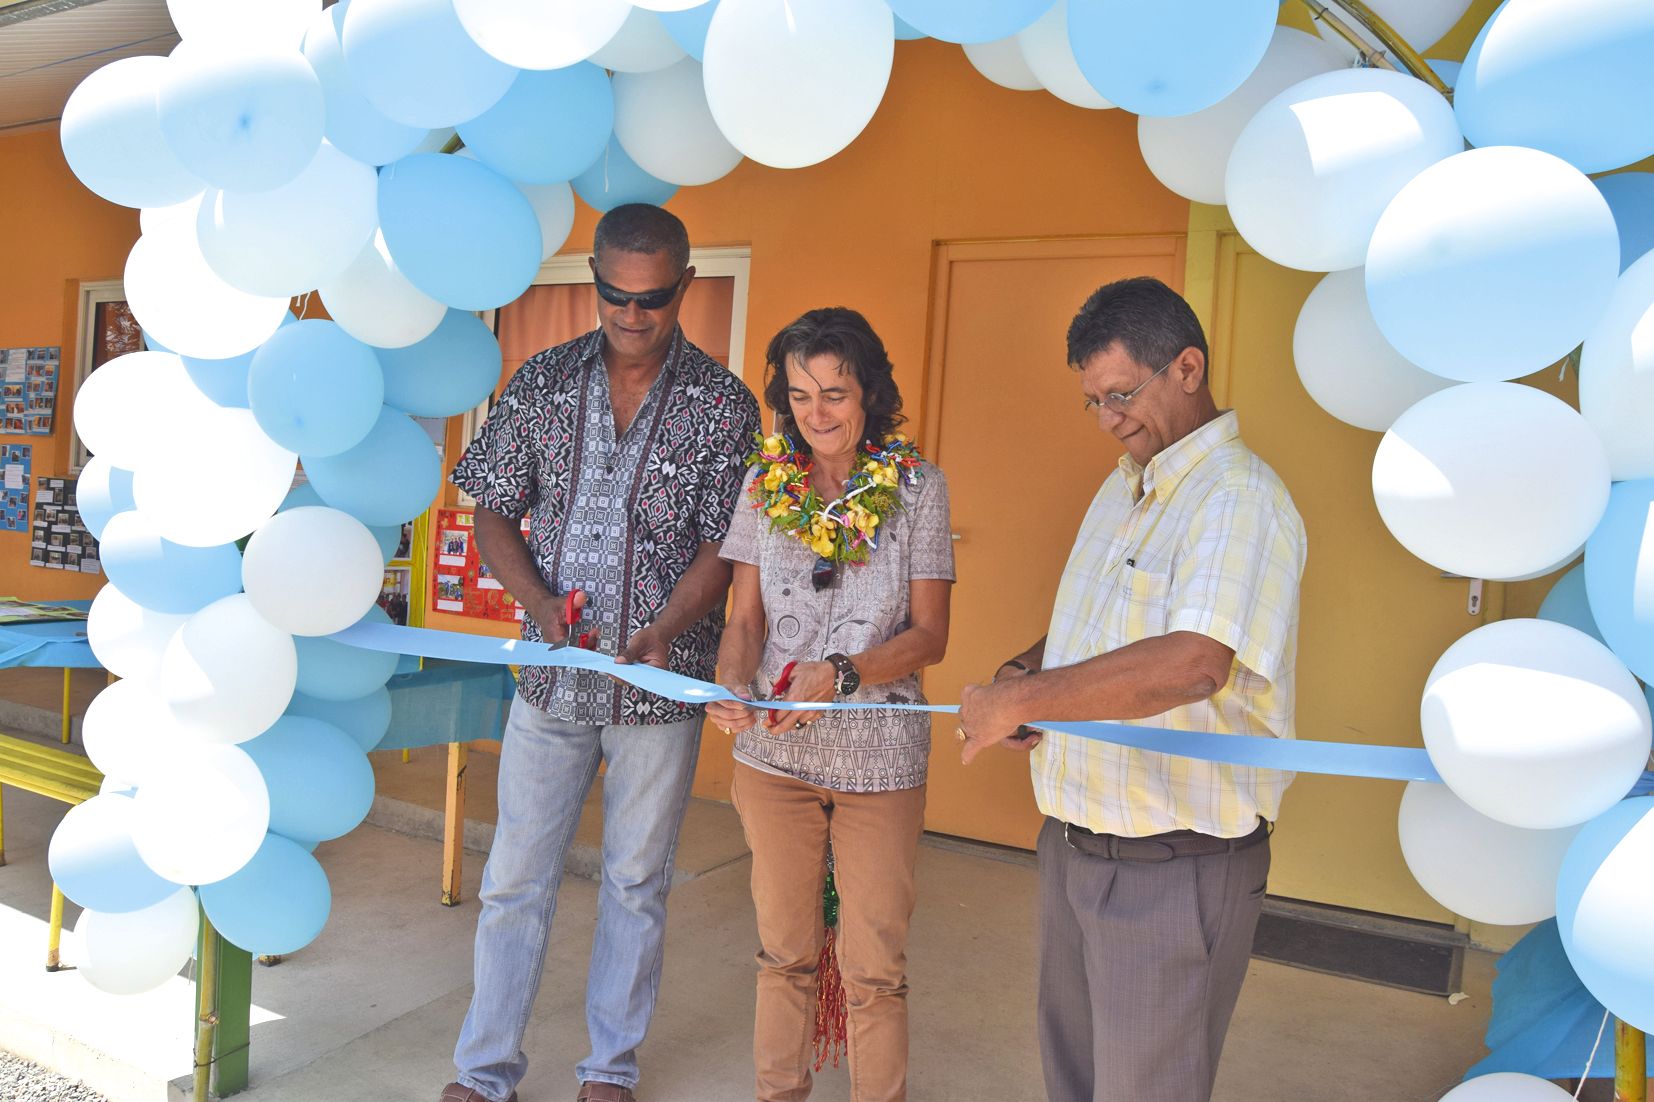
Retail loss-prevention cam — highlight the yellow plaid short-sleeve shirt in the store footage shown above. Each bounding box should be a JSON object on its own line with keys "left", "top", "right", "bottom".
{"left": 1032, "top": 411, "right": 1307, "bottom": 838}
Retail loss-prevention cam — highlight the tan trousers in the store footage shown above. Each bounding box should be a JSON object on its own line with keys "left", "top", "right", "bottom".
{"left": 730, "top": 763, "right": 927, "bottom": 1102}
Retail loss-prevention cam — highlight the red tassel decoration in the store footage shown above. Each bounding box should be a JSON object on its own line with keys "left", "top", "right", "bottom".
{"left": 812, "top": 847, "right": 847, "bottom": 1070}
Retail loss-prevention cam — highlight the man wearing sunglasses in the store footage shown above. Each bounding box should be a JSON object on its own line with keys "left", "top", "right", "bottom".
{"left": 445, "top": 205, "right": 760, "bottom": 1102}
{"left": 955, "top": 276, "right": 1307, "bottom": 1102}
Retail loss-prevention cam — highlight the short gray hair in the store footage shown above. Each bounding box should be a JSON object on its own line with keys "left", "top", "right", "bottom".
{"left": 593, "top": 203, "right": 690, "bottom": 272}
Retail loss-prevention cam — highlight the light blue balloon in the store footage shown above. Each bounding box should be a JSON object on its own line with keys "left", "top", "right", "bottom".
{"left": 340, "top": 0, "right": 518, "bottom": 130}
{"left": 378, "top": 153, "right": 541, "bottom": 311}
{"left": 1539, "top": 564, "right": 1606, "bottom": 646}
{"left": 60, "top": 56, "right": 204, "bottom": 209}
{"left": 1584, "top": 478, "right": 1654, "bottom": 683}
{"left": 140, "top": 329, "right": 170, "bottom": 354}
{"left": 658, "top": 2, "right": 719, "bottom": 60}
{"left": 1595, "top": 173, "right": 1654, "bottom": 273}
{"left": 199, "top": 833, "right": 331, "bottom": 956}
{"left": 1557, "top": 797, "right": 1654, "bottom": 1031}
{"left": 99, "top": 513, "right": 243, "bottom": 615}
{"left": 893, "top": 16, "right": 926, "bottom": 40}
{"left": 887, "top": 0, "right": 1053, "bottom": 44}
{"left": 249, "top": 320, "right": 385, "bottom": 457}
{"left": 457, "top": 65, "right": 614, "bottom": 185}
{"left": 1456, "top": 0, "right": 1654, "bottom": 174}
{"left": 377, "top": 309, "right": 500, "bottom": 418}
{"left": 1068, "top": 0, "right": 1276, "bottom": 117}
{"left": 182, "top": 311, "right": 296, "bottom": 410}
{"left": 242, "top": 716, "right": 375, "bottom": 843}
{"left": 572, "top": 138, "right": 677, "bottom": 213}
{"left": 293, "top": 604, "right": 400, "bottom": 701}
{"left": 286, "top": 687, "right": 393, "bottom": 752}
{"left": 77, "top": 459, "right": 136, "bottom": 541}
{"left": 47, "top": 794, "right": 177, "bottom": 913}
{"left": 304, "top": 406, "right": 442, "bottom": 526}
{"left": 301, "top": 0, "right": 428, "bottom": 166}
{"left": 1426, "top": 58, "right": 1461, "bottom": 90}
{"left": 156, "top": 42, "right": 325, "bottom": 192}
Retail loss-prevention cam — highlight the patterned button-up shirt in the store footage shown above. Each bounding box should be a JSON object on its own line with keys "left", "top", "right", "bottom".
{"left": 1032, "top": 411, "right": 1307, "bottom": 838}
{"left": 451, "top": 327, "right": 761, "bottom": 725}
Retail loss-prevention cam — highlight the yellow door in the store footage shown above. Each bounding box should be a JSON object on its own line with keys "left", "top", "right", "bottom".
{"left": 919, "top": 236, "right": 1187, "bottom": 848}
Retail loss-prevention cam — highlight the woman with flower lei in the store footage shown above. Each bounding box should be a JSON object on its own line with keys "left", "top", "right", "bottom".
{"left": 710, "top": 307, "right": 955, "bottom": 1101}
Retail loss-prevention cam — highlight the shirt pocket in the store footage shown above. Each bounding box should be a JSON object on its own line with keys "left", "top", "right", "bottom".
{"left": 1099, "top": 564, "right": 1171, "bottom": 650}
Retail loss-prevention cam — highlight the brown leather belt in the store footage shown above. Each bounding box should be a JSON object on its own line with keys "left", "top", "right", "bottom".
{"left": 1062, "top": 817, "right": 1270, "bottom": 863}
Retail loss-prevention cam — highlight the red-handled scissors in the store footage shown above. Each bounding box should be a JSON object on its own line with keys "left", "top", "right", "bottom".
{"left": 553, "top": 588, "right": 597, "bottom": 650}
{"left": 766, "top": 660, "right": 798, "bottom": 726}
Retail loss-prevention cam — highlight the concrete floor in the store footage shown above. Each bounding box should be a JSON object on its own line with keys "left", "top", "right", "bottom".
{"left": 0, "top": 730, "right": 1511, "bottom": 1102}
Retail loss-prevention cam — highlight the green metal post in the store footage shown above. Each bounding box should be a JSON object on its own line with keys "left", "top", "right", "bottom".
{"left": 214, "top": 939, "right": 253, "bottom": 1096}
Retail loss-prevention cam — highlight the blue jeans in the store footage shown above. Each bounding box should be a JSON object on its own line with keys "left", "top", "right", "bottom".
{"left": 453, "top": 694, "right": 702, "bottom": 1099}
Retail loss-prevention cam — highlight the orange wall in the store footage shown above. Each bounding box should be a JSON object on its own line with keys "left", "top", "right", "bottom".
{"left": 0, "top": 126, "right": 139, "bottom": 602}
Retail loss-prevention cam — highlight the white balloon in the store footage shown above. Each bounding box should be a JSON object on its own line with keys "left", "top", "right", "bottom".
{"left": 133, "top": 407, "right": 297, "bottom": 548}
{"left": 131, "top": 743, "right": 270, "bottom": 885}
{"left": 124, "top": 209, "right": 291, "bottom": 360}
{"left": 1422, "top": 619, "right": 1652, "bottom": 830}
{"left": 451, "top": 0, "right": 632, "bottom": 71}
{"left": 962, "top": 35, "right": 1043, "bottom": 92}
{"left": 72, "top": 351, "right": 217, "bottom": 472}
{"left": 634, "top": 0, "right": 710, "bottom": 10}
{"left": 1580, "top": 248, "right": 1654, "bottom": 480}
{"left": 59, "top": 56, "right": 207, "bottom": 210}
{"left": 75, "top": 887, "right": 200, "bottom": 996}
{"left": 1016, "top": 0, "right": 1114, "bottom": 110}
{"left": 1292, "top": 268, "right": 1452, "bottom": 432}
{"left": 1398, "top": 781, "right": 1583, "bottom": 925}
{"left": 1372, "top": 383, "right": 1610, "bottom": 581}
{"left": 87, "top": 585, "right": 189, "bottom": 681}
{"left": 588, "top": 7, "right": 689, "bottom": 73}
{"left": 196, "top": 141, "right": 378, "bottom": 298}
{"left": 243, "top": 507, "right": 385, "bottom": 636}
{"left": 1317, "top": 0, "right": 1472, "bottom": 60}
{"left": 161, "top": 595, "right": 298, "bottom": 745}
{"left": 614, "top": 59, "right": 742, "bottom": 187}
{"left": 81, "top": 677, "right": 187, "bottom": 788}
{"left": 1225, "top": 68, "right": 1461, "bottom": 272}
{"left": 167, "top": 0, "right": 319, "bottom": 48}
{"left": 518, "top": 181, "right": 576, "bottom": 261}
{"left": 318, "top": 230, "right": 447, "bottom": 349}
{"left": 704, "top": 0, "right": 895, "bottom": 170}
{"left": 1138, "top": 27, "right": 1347, "bottom": 206}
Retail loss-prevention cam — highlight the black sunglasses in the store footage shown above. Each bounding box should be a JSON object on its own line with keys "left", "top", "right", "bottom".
{"left": 811, "top": 555, "right": 836, "bottom": 592}
{"left": 593, "top": 271, "right": 685, "bottom": 311}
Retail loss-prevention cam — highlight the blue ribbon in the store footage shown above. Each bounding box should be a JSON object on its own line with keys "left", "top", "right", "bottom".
{"left": 332, "top": 621, "right": 1445, "bottom": 783}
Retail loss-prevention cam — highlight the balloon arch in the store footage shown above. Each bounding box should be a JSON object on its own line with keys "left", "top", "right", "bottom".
{"left": 42, "top": 1, "right": 1654, "bottom": 1098}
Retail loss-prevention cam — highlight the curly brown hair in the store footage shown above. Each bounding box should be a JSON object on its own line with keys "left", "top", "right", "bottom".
{"left": 761, "top": 307, "right": 906, "bottom": 456}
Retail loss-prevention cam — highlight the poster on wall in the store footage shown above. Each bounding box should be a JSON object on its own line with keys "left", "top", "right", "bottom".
{"left": 1, "top": 445, "right": 30, "bottom": 530}
{"left": 378, "top": 565, "right": 411, "bottom": 626}
{"left": 0, "top": 348, "right": 59, "bottom": 436}
{"left": 429, "top": 507, "right": 527, "bottom": 622}
{"left": 31, "top": 475, "right": 99, "bottom": 574}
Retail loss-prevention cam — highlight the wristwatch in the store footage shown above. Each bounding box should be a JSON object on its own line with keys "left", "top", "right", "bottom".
{"left": 825, "top": 652, "right": 861, "bottom": 697}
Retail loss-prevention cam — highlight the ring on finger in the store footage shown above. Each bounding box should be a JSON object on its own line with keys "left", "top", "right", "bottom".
{"left": 955, "top": 726, "right": 968, "bottom": 742}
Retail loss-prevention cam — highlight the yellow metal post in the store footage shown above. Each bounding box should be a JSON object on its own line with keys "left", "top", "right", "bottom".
{"left": 442, "top": 742, "right": 468, "bottom": 906}
{"left": 1618, "top": 1019, "right": 1648, "bottom": 1102}
{"left": 194, "top": 909, "right": 220, "bottom": 1102}
{"left": 60, "top": 668, "right": 71, "bottom": 744}
{"left": 46, "top": 884, "right": 64, "bottom": 970}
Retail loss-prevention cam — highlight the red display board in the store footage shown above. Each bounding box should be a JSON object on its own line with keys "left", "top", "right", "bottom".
{"left": 431, "top": 508, "right": 527, "bottom": 623}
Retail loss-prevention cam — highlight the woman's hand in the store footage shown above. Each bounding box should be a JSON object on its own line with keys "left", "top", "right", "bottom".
{"left": 767, "top": 660, "right": 835, "bottom": 736}
{"left": 708, "top": 683, "right": 760, "bottom": 736}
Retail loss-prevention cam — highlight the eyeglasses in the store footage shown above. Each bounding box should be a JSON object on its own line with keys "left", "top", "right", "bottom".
{"left": 1083, "top": 356, "right": 1176, "bottom": 417}
{"left": 811, "top": 555, "right": 836, "bottom": 592}
{"left": 593, "top": 270, "right": 686, "bottom": 311}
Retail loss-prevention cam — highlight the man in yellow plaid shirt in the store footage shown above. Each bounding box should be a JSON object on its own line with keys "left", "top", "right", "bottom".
{"left": 958, "top": 276, "right": 1307, "bottom": 1102}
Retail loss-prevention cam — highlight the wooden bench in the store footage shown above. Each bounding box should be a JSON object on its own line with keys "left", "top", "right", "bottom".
{"left": 0, "top": 730, "right": 103, "bottom": 970}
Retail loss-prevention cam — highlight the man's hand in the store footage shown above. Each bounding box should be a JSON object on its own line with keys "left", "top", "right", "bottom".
{"left": 708, "top": 684, "right": 760, "bottom": 735}
{"left": 992, "top": 660, "right": 1044, "bottom": 753}
{"left": 767, "top": 660, "right": 833, "bottom": 735}
{"left": 616, "top": 622, "right": 671, "bottom": 668}
{"left": 958, "top": 680, "right": 1032, "bottom": 765}
{"left": 530, "top": 590, "right": 586, "bottom": 645}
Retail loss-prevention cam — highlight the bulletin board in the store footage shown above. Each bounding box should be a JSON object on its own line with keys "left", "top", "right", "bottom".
{"left": 430, "top": 507, "right": 525, "bottom": 623}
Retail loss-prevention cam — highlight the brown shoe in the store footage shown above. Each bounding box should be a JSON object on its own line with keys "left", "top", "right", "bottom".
{"left": 439, "top": 1083, "right": 517, "bottom": 1102}
{"left": 576, "top": 1083, "right": 636, "bottom": 1102}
